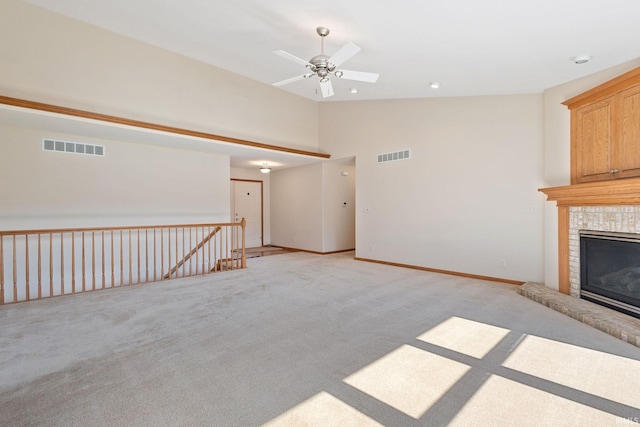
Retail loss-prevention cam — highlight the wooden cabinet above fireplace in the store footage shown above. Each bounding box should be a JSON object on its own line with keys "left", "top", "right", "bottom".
{"left": 564, "top": 66, "right": 640, "bottom": 185}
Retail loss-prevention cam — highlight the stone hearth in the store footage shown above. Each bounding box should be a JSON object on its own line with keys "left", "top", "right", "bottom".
{"left": 519, "top": 282, "right": 640, "bottom": 348}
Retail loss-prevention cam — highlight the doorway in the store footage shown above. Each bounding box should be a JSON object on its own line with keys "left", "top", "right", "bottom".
{"left": 231, "top": 179, "right": 263, "bottom": 248}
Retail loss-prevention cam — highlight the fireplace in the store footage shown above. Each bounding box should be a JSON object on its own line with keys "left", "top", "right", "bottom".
{"left": 580, "top": 230, "right": 640, "bottom": 318}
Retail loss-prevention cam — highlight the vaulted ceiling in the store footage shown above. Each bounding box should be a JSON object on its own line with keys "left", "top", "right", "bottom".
{"left": 21, "top": 0, "right": 640, "bottom": 102}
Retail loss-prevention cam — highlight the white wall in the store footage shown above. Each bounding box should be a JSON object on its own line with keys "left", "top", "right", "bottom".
{"left": 541, "top": 59, "right": 640, "bottom": 290}
{"left": 230, "top": 167, "right": 271, "bottom": 245}
{"left": 322, "top": 158, "right": 356, "bottom": 252}
{"left": 320, "top": 95, "right": 545, "bottom": 282}
{"left": 270, "top": 158, "right": 356, "bottom": 253}
{"left": 0, "top": 0, "right": 321, "bottom": 236}
{"left": 270, "top": 163, "right": 324, "bottom": 252}
{"left": 0, "top": 0, "right": 318, "bottom": 152}
{"left": 0, "top": 125, "right": 230, "bottom": 230}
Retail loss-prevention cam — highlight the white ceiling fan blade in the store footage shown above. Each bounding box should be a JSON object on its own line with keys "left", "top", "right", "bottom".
{"left": 319, "top": 79, "right": 334, "bottom": 98}
{"left": 337, "top": 69, "right": 379, "bottom": 83}
{"left": 328, "top": 42, "right": 361, "bottom": 67}
{"left": 273, "top": 74, "right": 312, "bottom": 87}
{"left": 274, "top": 50, "right": 312, "bottom": 67}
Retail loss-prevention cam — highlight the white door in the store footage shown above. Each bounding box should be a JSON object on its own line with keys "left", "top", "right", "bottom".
{"left": 232, "top": 180, "right": 263, "bottom": 248}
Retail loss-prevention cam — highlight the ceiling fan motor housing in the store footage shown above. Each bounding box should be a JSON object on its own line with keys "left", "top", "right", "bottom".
{"left": 309, "top": 54, "right": 336, "bottom": 78}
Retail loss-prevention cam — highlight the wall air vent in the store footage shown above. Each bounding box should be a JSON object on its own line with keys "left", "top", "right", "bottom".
{"left": 377, "top": 149, "right": 410, "bottom": 163}
{"left": 42, "top": 139, "right": 105, "bottom": 157}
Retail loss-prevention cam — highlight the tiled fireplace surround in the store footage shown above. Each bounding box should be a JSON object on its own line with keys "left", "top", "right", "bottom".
{"left": 568, "top": 206, "right": 640, "bottom": 297}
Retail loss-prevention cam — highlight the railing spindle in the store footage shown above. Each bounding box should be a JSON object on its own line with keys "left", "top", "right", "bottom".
{"left": 60, "top": 233, "right": 64, "bottom": 295}
{"left": 217, "top": 227, "right": 221, "bottom": 272}
{"left": 13, "top": 236, "right": 17, "bottom": 302}
{"left": 175, "top": 228, "right": 178, "bottom": 278}
{"left": 102, "top": 231, "right": 105, "bottom": 289}
{"left": 153, "top": 229, "right": 157, "bottom": 282}
{"left": 167, "top": 228, "right": 171, "bottom": 281}
{"left": 37, "top": 234, "right": 42, "bottom": 299}
{"left": 160, "top": 228, "right": 162, "bottom": 280}
{"left": 120, "top": 231, "right": 124, "bottom": 286}
{"left": 137, "top": 229, "right": 141, "bottom": 284}
{"left": 71, "top": 232, "right": 75, "bottom": 294}
{"left": 209, "top": 226, "right": 213, "bottom": 273}
{"left": 49, "top": 233, "right": 53, "bottom": 297}
{"left": 195, "top": 227, "right": 199, "bottom": 275}
{"left": 181, "top": 227, "right": 185, "bottom": 278}
{"left": 145, "top": 229, "right": 149, "bottom": 283}
{"left": 111, "top": 230, "right": 115, "bottom": 287}
{"left": 128, "top": 230, "right": 132, "bottom": 285}
{"left": 234, "top": 225, "right": 238, "bottom": 270}
{"left": 82, "top": 232, "right": 86, "bottom": 292}
{"left": 91, "top": 232, "right": 96, "bottom": 291}
{"left": 189, "top": 227, "right": 193, "bottom": 276}
{"left": 241, "top": 218, "right": 246, "bottom": 269}
{"left": 25, "top": 235, "right": 29, "bottom": 301}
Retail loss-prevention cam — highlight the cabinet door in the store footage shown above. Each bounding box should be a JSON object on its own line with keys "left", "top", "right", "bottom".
{"left": 616, "top": 84, "right": 640, "bottom": 179}
{"left": 573, "top": 97, "right": 614, "bottom": 183}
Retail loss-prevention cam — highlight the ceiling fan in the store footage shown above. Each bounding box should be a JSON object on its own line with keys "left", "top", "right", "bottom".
{"left": 272, "top": 27, "right": 379, "bottom": 98}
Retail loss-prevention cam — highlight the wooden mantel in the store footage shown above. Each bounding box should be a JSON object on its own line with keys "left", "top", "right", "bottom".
{"left": 539, "top": 177, "right": 640, "bottom": 294}
{"left": 540, "top": 177, "right": 640, "bottom": 206}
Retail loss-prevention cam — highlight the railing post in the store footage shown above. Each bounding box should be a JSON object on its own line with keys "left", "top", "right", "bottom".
{"left": 241, "top": 218, "right": 246, "bottom": 269}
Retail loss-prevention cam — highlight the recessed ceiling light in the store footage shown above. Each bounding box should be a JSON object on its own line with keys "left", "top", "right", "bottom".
{"left": 430, "top": 82, "right": 440, "bottom": 89}
{"left": 571, "top": 55, "right": 592, "bottom": 64}
{"left": 350, "top": 88, "right": 358, "bottom": 94}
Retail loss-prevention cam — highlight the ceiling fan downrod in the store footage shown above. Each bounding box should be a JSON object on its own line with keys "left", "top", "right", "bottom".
{"left": 316, "top": 27, "right": 330, "bottom": 56}
{"left": 309, "top": 27, "right": 334, "bottom": 81}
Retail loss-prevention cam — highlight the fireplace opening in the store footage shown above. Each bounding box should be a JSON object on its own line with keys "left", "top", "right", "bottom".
{"left": 580, "top": 230, "right": 640, "bottom": 318}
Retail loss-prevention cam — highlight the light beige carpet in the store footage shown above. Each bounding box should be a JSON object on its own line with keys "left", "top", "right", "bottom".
{"left": 0, "top": 251, "right": 639, "bottom": 426}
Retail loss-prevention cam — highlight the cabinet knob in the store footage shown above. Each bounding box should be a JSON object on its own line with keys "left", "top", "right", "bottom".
{"left": 610, "top": 169, "right": 619, "bottom": 174}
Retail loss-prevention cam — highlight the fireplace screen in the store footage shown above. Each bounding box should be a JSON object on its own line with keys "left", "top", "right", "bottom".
{"left": 580, "top": 230, "right": 640, "bottom": 318}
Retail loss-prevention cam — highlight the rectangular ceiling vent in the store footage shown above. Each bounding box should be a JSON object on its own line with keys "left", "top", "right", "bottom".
{"left": 43, "top": 139, "right": 105, "bottom": 157}
{"left": 377, "top": 149, "right": 410, "bottom": 163}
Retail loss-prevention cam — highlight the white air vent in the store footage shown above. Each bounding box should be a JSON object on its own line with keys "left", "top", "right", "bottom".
{"left": 43, "top": 139, "right": 105, "bottom": 157}
{"left": 377, "top": 149, "right": 410, "bottom": 163}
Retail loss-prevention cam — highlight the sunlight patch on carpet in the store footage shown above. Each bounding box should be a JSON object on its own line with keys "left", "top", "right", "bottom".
{"left": 449, "top": 374, "right": 617, "bottom": 426}
{"left": 417, "top": 316, "right": 511, "bottom": 358}
{"left": 262, "top": 391, "right": 383, "bottom": 427}
{"left": 502, "top": 334, "right": 640, "bottom": 408}
{"left": 343, "top": 344, "right": 470, "bottom": 419}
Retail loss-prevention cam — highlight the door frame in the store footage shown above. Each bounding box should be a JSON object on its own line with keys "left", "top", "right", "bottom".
{"left": 231, "top": 178, "right": 264, "bottom": 247}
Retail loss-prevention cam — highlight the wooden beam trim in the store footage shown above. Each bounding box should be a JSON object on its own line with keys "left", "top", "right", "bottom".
{"left": 0, "top": 95, "right": 331, "bottom": 159}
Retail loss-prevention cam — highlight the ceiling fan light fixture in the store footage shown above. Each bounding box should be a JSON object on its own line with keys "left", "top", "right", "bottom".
{"left": 350, "top": 88, "right": 358, "bottom": 94}
{"left": 259, "top": 163, "right": 271, "bottom": 173}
